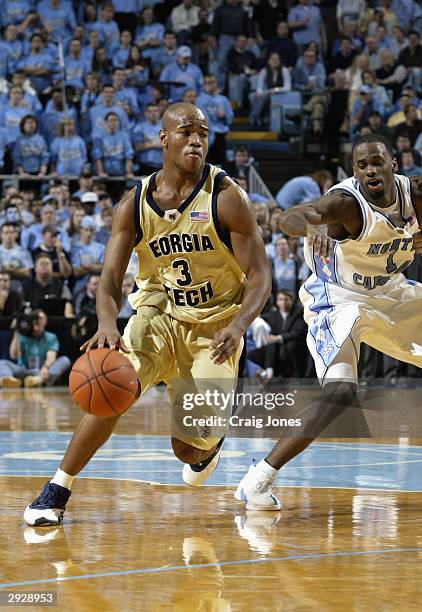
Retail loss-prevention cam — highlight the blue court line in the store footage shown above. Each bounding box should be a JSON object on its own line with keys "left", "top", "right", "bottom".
{"left": 1, "top": 547, "right": 422, "bottom": 589}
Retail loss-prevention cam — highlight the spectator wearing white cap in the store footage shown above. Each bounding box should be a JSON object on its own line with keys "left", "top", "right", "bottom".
{"left": 159, "top": 45, "right": 204, "bottom": 101}
{"left": 80, "top": 191, "right": 99, "bottom": 217}
{"left": 71, "top": 216, "right": 105, "bottom": 295}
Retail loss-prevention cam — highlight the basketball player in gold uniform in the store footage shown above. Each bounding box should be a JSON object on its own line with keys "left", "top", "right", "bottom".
{"left": 24, "top": 102, "right": 272, "bottom": 525}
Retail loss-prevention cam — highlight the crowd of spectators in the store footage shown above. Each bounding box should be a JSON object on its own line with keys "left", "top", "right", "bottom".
{"left": 0, "top": 0, "right": 420, "bottom": 386}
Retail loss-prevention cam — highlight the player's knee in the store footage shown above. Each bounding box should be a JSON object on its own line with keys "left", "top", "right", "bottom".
{"left": 171, "top": 437, "right": 217, "bottom": 464}
{"left": 323, "top": 381, "right": 358, "bottom": 406}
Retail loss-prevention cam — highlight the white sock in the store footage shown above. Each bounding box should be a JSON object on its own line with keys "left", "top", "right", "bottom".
{"left": 256, "top": 459, "right": 278, "bottom": 478}
{"left": 51, "top": 469, "right": 75, "bottom": 490}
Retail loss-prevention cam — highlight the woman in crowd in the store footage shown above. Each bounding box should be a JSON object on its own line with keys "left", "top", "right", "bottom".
{"left": 249, "top": 52, "right": 291, "bottom": 127}
{"left": 50, "top": 118, "right": 87, "bottom": 177}
{"left": 13, "top": 115, "right": 49, "bottom": 177}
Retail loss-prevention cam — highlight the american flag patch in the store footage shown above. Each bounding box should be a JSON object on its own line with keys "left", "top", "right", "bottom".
{"left": 190, "top": 211, "right": 209, "bottom": 222}
{"left": 406, "top": 215, "right": 417, "bottom": 226}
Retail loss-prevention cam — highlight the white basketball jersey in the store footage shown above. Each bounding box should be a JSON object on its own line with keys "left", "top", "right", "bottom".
{"left": 304, "top": 174, "right": 419, "bottom": 294}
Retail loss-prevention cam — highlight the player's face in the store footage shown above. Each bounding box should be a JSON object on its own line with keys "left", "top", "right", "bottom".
{"left": 162, "top": 114, "right": 209, "bottom": 174}
{"left": 353, "top": 142, "right": 397, "bottom": 203}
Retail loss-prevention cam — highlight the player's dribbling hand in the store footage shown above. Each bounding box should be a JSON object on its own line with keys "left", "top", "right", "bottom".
{"left": 209, "top": 323, "right": 243, "bottom": 365}
{"left": 80, "top": 325, "right": 130, "bottom": 353}
{"left": 413, "top": 231, "right": 422, "bottom": 255}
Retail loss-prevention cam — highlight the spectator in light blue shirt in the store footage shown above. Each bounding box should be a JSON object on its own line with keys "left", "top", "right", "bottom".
{"left": 124, "top": 44, "right": 150, "bottom": 92}
{"left": 37, "top": 0, "right": 76, "bottom": 44}
{"left": 0, "top": 86, "right": 29, "bottom": 145}
{"left": 111, "top": 0, "right": 142, "bottom": 22}
{"left": 271, "top": 237, "right": 298, "bottom": 294}
{"left": 50, "top": 117, "right": 87, "bottom": 176}
{"left": 292, "top": 47, "right": 327, "bottom": 135}
{"left": 111, "top": 68, "right": 139, "bottom": 121}
{"left": 112, "top": 29, "right": 133, "bottom": 68}
{"left": 92, "top": 111, "right": 134, "bottom": 177}
{"left": 392, "top": 0, "right": 422, "bottom": 32}
{"left": 0, "top": 222, "right": 33, "bottom": 282}
{"left": 131, "top": 103, "right": 162, "bottom": 174}
{"left": 400, "top": 150, "right": 422, "bottom": 177}
{"left": 89, "top": 84, "right": 130, "bottom": 138}
{"left": 18, "top": 33, "right": 58, "bottom": 93}
{"left": 276, "top": 171, "right": 333, "bottom": 209}
{"left": 288, "top": 0, "right": 324, "bottom": 52}
{"left": 197, "top": 73, "right": 233, "bottom": 165}
{"left": 0, "top": 24, "right": 23, "bottom": 72}
{"left": 1, "top": 72, "right": 42, "bottom": 114}
{"left": 65, "top": 38, "right": 91, "bottom": 90}
{"left": 80, "top": 29, "right": 101, "bottom": 65}
{"left": 41, "top": 88, "right": 79, "bottom": 144}
{"left": 92, "top": 3, "right": 120, "bottom": 54}
{"left": 21, "top": 202, "right": 71, "bottom": 252}
{"left": 153, "top": 30, "right": 177, "bottom": 75}
{"left": 134, "top": 6, "right": 165, "bottom": 64}
{"left": 0, "top": 46, "right": 10, "bottom": 78}
{"left": 292, "top": 48, "right": 326, "bottom": 93}
{"left": 159, "top": 45, "right": 204, "bottom": 101}
{"left": 13, "top": 115, "right": 49, "bottom": 176}
{"left": 72, "top": 216, "right": 105, "bottom": 295}
{"left": 0, "top": 0, "right": 32, "bottom": 26}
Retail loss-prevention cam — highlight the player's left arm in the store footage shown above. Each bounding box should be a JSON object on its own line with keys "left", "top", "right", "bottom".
{"left": 410, "top": 176, "right": 422, "bottom": 254}
{"left": 209, "top": 178, "right": 272, "bottom": 364}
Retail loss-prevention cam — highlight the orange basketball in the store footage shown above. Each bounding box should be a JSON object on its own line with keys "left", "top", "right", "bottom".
{"left": 69, "top": 348, "right": 139, "bottom": 417}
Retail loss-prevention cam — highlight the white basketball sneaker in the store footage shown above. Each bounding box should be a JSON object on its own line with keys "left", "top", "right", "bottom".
{"left": 182, "top": 437, "right": 224, "bottom": 486}
{"left": 235, "top": 462, "right": 281, "bottom": 511}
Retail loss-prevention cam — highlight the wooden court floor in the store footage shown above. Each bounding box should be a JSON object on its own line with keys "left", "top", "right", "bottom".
{"left": 1, "top": 387, "right": 422, "bottom": 611}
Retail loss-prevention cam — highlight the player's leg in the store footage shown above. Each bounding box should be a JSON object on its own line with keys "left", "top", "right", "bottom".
{"left": 173, "top": 317, "right": 244, "bottom": 486}
{"left": 23, "top": 307, "right": 172, "bottom": 526}
{"left": 235, "top": 337, "right": 360, "bottom": 510}
{"left": 171, "top": 437, "right": 220, "bottom": 464}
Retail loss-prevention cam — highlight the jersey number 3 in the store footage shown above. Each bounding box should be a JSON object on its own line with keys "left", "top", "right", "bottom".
{"left": 172, "top": 259, "right": 192, "bottom": 286}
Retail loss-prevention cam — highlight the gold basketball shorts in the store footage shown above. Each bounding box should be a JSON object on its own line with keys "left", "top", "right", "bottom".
{"left": 122, "top": 306, "right": 243, "bottom": 450}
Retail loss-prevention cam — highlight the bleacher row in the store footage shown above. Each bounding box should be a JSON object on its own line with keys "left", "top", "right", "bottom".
{"left": 0, "top": 0, "right": 420, "bottom": 385}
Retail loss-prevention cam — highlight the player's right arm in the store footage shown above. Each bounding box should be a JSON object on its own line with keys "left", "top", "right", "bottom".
{"left": 81, "top": 189, "right": 136, "bottom": 352}
{"left": 278, "top": 191, "right": 362, "bottom": 257}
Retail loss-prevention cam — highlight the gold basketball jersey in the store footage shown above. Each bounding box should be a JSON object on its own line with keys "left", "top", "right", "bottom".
{"left": 129, "top": 163, "right": 246, "bottom": 323}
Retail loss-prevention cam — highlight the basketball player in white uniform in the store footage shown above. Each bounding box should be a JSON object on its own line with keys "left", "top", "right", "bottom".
{"left": 236, "top": 134, "right": 422, "bottom": 511}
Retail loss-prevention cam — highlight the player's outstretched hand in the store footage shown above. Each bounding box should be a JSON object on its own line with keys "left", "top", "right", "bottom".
{"left": 209, "top": 323, "right": 243, "bottom": 365}
{"left": 413, "top": 231, "right": 422, "bottom": 255}
{"left": 307, "top": 233, "right": 334, "bottom": 262}
{"left": 80, "top": 324, "right": 130, "bottom": 353}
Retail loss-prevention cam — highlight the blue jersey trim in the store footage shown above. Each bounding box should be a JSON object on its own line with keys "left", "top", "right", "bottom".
{"left": 134, "top": 181, "right": 143, "bottom": 246}
{"left": 211, "top": 170, "right": 232, "bottom": 250}
{"left": 146, "top": 163, "right": 211, "bottom": 218}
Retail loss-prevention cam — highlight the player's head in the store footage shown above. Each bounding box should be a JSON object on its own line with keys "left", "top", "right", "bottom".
{"left": 160, "top": 103, "right": 208, "bottom": 175}
{"left": 352, "top": 134, "right": 397, "bottom": 203}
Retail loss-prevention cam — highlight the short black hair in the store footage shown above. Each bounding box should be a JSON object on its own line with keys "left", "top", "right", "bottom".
{"left": 20, "top": 114, "right": 38, "bottom": 133}
{"left": 352, "top": 133, "right": 395, "bottom": 159}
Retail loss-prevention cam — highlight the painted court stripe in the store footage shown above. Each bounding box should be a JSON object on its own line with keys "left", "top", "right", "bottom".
{"left": 1, "top": 547, "right": 422, "bottom": 589}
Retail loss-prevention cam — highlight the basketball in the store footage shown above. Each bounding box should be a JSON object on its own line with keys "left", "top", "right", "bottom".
{"left": 69, "top": 348, "right": 139, "bottom": 417}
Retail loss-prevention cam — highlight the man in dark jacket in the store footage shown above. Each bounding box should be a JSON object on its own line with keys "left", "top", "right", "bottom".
{"left": 248, "top": 290, "right": 308, "bottom": 377}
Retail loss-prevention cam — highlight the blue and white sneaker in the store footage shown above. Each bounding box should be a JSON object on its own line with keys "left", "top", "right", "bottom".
{"left": 235, "top": 463, "right": 281, "bottom": 511}
{"left": 182, "top": 437, "right": 225, "bottom": 486}
{"left": 23, "top": 482, "right": 71, "bottom": 526}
